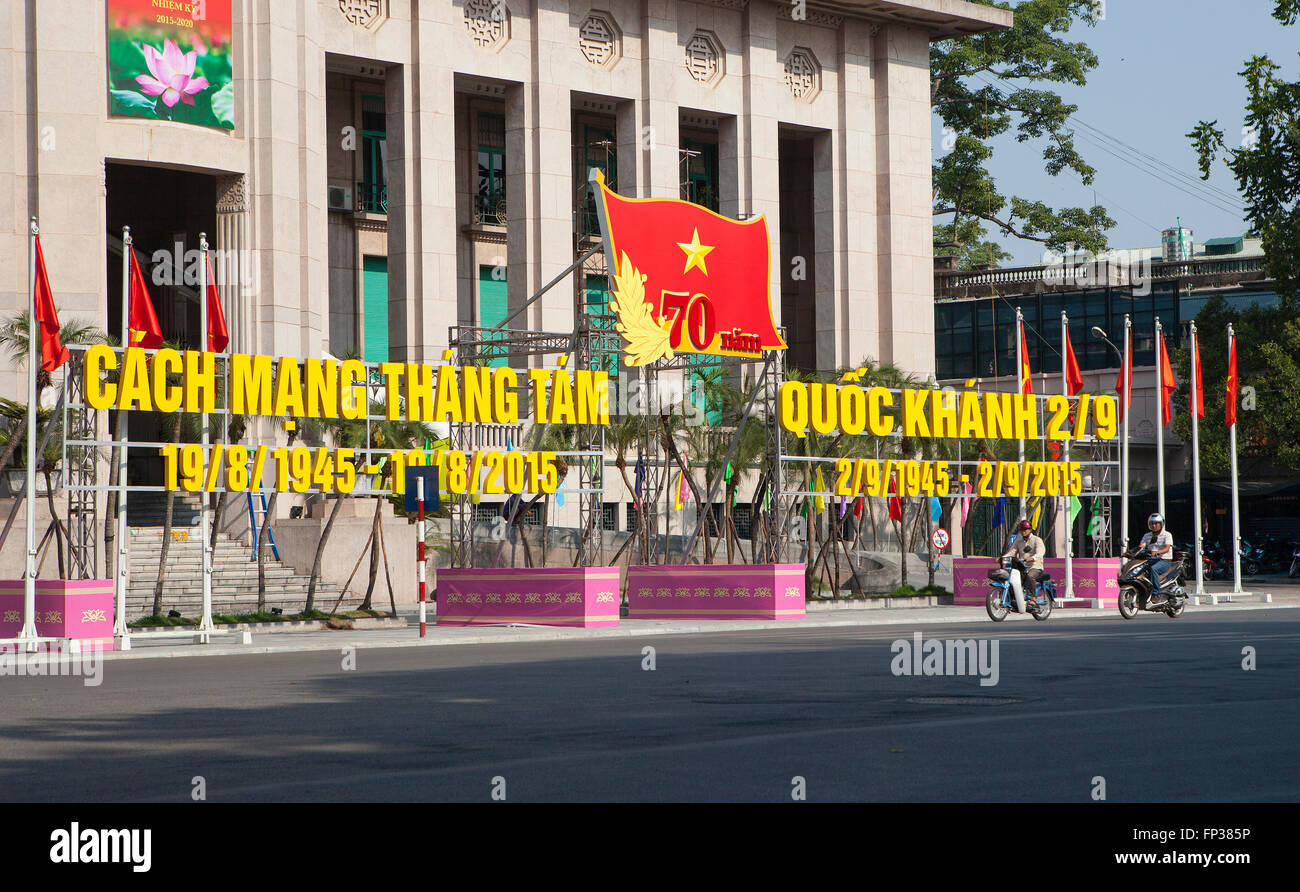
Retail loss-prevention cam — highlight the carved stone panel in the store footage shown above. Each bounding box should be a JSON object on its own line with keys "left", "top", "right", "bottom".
{"left": 685, "top": 31, "right": 724, "bottom": 86}
{"left": 464, "top": 0, "right": 511, "bottom": 51}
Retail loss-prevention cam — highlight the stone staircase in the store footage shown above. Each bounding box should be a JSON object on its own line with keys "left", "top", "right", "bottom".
{"left": 124, "top": 494, "right": 363, "bottom": 618}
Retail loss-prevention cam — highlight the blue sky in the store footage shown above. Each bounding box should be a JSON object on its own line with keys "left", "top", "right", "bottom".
{"left": 931, "top": 0, "right": 1300, "bottom": 266}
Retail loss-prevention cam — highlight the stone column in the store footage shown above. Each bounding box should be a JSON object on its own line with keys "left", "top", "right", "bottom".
{"left": 741, "top": 2, "right": 781, "bottom": 330}
{"left": 215, "top": 175, "right": 248, "bottom": 354}
{"left": 837, "top": 21, "right": 880, "bottom": 369}
{"left": 642, "top": 0, "right": 680, "bottom": 200}
{"left": 873, "top": 24, "right": 934, "bottom": 377}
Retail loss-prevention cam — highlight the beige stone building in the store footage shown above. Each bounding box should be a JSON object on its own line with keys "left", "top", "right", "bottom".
{"left": 3, "top": 0, "right": 1007, "bottom": 388}
{"left": 0, "top": 0, "right": 1009, "bottom": 597}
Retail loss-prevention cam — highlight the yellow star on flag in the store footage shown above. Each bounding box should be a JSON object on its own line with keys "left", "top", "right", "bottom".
{"left": 677, "top": 227, "right": 715, "bottom": 276}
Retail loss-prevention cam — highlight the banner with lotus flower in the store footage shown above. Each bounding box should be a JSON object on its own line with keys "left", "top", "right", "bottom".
{"left": 107, "top": 0, "right": 234, "bottom": 130}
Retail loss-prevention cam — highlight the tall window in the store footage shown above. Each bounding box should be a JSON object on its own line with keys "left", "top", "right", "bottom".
{"left": 477, "top": 113, "right": 506, "bottom": 225}
{"left": 360, "top": 96, "right": 387, "bottom": 214}
{"left": 579, "top": 125, "right": 616, "bottom": 237}
{"left": 362, "top": 255, "right": 388, "bottom": 362}
{"left": 478, "top": 265, "right": 508, "bottom": 368}
{"left": 682, "top": 140, "right": 719, "bottom": 212}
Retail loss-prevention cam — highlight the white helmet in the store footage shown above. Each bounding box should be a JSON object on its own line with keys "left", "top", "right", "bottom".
{"left": 1148, "top": 513, "right": 1164, "bottom": 531}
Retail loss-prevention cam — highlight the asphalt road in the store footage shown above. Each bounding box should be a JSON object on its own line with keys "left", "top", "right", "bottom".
{"left": 2, "top": 610, "right": 1298, "bottom": 802}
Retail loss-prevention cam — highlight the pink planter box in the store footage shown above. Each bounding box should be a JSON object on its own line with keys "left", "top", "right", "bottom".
{"left": 0, "top": 579, "right": 116, "bottom": 649}
{"left": 626, "top": 563, "right": 807, "bottom": 620}
{"left": 435, "top": 567, "right": 621, "bottom": 627}
{"left": 952, "top": 557, "right": 1121, "bottom": 608}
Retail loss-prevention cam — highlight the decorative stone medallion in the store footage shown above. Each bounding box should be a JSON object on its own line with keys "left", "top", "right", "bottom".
{"left": 578, "top": 12, "right": 622, "bottom": 70}
{"left": 339, "top": 0, "right": 387, "bottom": 30}
{"left": 465, "top": 0, "right": 511, "bottom": 50}
{"left": 783, "top": 47, "right": 820, "bottom": 102}
{"left": 685, "top": 31, "right": 724, "bottom": 86}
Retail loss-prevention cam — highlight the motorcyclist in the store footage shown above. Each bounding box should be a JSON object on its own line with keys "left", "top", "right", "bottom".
{"left": 1002, "top": 519, "right": 1045, "bottom": 612}
{"left": 1137, "top": 513, "right": 1174, "bottom": 601}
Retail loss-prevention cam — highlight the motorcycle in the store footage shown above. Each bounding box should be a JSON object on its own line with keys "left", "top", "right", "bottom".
{"left": 1244, "top": 539, "right": 1285, "bottom": 577}
{"left": 1290, "top": 544, "right": 1299, "bottom": 579}
{"left": 986, "top": 555, "right": 1055, "bottom": 622}
{"left": 1117, "top": 549, "right": 1186, "bottom": 619}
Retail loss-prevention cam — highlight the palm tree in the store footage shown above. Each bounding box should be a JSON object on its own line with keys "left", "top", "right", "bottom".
{"left": 0, "top": 312, "right": 103, "bottom": 477}
{"left": 307, "top": 395, "right": 433, "bottom": 611}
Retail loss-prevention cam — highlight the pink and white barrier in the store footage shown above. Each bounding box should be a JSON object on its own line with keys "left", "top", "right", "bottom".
{"left": 435, "top": 567, "right": 621, "bottom": 627}
{"left": 952, "top": 557, "right": 1121, "bottom": 608}
{"left": 626, "top": 563, "right": 807, "bottom": 620}
{"left": 0, "top": 579, "right": 117, "bottom": 650}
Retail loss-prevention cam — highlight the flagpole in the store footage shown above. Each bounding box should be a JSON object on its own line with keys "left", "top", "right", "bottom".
{"left": 19, "top": 218, "right": 40, "bottom": 648}
{"left": 1015, "top": 306, "right": 1025, "bottom": 520}
{"left": 1061, "top": 310, "right": 1074, "bottom": 600}
{"left": 1121, "top": 314, "right": 1131, "bottom": 552}
{"left": 1191, "top": 321, "right": 1204, "bottom": 596}
{"left": 1228, "top": 323, "right": 1242, "bottom": 594}
{"left": 1155, "top": 316, "right": 1166, "bottom": 519}
{"left": 114, "top": 227, "right": 131, "bottom": 641}
{"left": 198, "top": 234, "right": 214, "bottom": 640}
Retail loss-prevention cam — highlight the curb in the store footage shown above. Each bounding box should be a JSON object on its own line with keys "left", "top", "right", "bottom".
{"left": 104, "top": 598, "right": 1300, "bottom": 662}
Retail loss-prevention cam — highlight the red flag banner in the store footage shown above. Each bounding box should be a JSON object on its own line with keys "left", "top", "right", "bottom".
{"left": 887, "top": 475, "right": 902, "bottom": 522}
{"left": 206, "top": 256, "right": 229, "bottom": 353}
{"left": 1063, "top": 328, "right": 1084, "bottom": 396}
{"left": 593, "top": 170, "right": 784, "bottom": 366}
{"left": 127, "top": 248, "right": 164, "bottom": 349}
{"left": 1225, "top": 337, "right": 1238, "bottom": 427}
{"left": 1158, "top": 333, "right": 1177, "bottom": 425}
{"left": 33, "top": 235, "right": 70, "bottom": 372}
{"left": 1114, "top": 328, "right": 1133, "bottom": 421}
{"left": 1193, "top": 333, "right": 1205, "bottom": 420}
{"left": 1018, "top": 320, "right": 1033, "bottom": 395}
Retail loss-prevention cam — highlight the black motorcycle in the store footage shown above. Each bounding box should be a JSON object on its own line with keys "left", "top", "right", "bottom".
{"left": 1117, "top": 549, "right": 1186, "bottom": 619}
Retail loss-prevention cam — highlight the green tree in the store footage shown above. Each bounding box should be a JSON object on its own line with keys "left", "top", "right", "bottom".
{"left": 1172, "top": 296, "right": 1300, "bottom": 474}
{"left": 1188, "top": 0, "right": 1300, "bottom": 309}
{"left": 932, "top": 0, "right": 1114, "bottom": 265}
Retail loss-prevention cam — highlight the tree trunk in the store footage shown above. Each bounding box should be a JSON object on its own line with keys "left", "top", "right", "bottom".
{"left": 152, "top": 420, "right": 183, "bottom": 614}
{"left": 104, "top": 408, "right": 127, "bottom": 585}
{"left": 305, "top": 494, "right": 345, "bottom": 613}
{"left": 42, "top": 468, "right": 66, "bottom": 579}
{"left": 256, "top": 489, "right": 279, "bottom": 613}
{"left": 360, "top": 496, "right": 382, "bottom": 610}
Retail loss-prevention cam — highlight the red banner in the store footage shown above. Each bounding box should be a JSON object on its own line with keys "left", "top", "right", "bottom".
{"left": 593, "top": 171, "right": 784, "bottom": 365}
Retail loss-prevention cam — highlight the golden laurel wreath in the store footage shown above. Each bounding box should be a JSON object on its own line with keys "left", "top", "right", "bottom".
{"left": 609, "top": 250, "right": 673, "bottom": 367}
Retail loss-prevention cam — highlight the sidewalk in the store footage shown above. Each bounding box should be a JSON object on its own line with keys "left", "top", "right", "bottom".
{"left": 107, "top": 586, "right": 1300, "bottom": 661}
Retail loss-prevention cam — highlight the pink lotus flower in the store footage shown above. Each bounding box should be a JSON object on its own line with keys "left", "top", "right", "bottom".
{"left": 135, "top": 39, "right": 209, "bottom": 108}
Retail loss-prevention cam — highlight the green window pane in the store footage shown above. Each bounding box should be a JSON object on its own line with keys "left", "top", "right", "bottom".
{"left": 363, "top": 255, "right": 388, "bottom": 363}
{"left": 478, "top": 265, "right": 508, "bottom": 368}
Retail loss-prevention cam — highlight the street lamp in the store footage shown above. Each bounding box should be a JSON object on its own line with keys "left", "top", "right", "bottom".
{"left": 1091, "top": 326, "right": 1122, "bottom": 363}
{"left": 1091, "top": 324, "right": 1130, "bottom": 553}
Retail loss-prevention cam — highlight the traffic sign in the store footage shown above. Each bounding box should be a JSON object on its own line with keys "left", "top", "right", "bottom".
{"left": 931, "top": 527, "right": 950, "bottom": 551}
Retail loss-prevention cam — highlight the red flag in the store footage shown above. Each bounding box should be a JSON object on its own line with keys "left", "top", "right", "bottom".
{"left": 205, "top": 256, "right": 229, "bottom": 353}
{"left": 887, "top": 475, "right": 902, "bottom": 522}
{"left": 592, "top": 170, "right": 784, "bottom": 364}
{"left": 127, "top": 248, "right": 163, "bottom": 349}
{"left": 852, "top": 495, "right": 863, "bottom": 520}
{"left": 32, "top": 235, "right": 70, "bottom": 372}
{"left": 1192, "top": 333, "right": 1204, "bottom": 420}
{"left": 1018, "top": 320, "right": 1033, "bottom": 395}
{"left": 1158, "top": 334, "right": 1177, "bottom": 425}
{"left": 1063, "top": 328, "right": 1084, "bottom": 396}
{"left": 1113, "top": 328, "right": 1133, "bottom": 421}
{"left": 1225, "top": 337, "right": 1238, "bottom": 427}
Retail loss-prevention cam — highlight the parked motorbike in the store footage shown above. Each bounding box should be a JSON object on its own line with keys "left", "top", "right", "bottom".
{"left": 1290, "top": 544, "right": 1299, "bottom": 578}
{"left": 1117, "top": 549, "right": 1186, "bottom": 619}
{"left": 986, "top": 555, "right": 1055, "bottom": 622}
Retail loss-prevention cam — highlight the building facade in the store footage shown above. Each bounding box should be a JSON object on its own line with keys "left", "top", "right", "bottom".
{"left": 3, "top": 0, "right": 1007, "bottom": 397}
